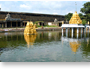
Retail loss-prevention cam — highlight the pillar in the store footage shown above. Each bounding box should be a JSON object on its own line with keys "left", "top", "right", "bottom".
{"left": 2, "top": 23, "right": 3, "bottom": 28}
{"left": 11, "top": 21, "right": 12, "bottom": 28}
{"left": 77, "top": 32, "right": 79, "bottom": 39}
{"left": 24, "top": 22, "right": 25, "bottom": 26}
{"left": 21, "top": 22, "right": 22, "bottom": 27}
{"left": 88, "top": 27, "right": 89, "bottom": 37}
{"left": 72, "top": 28, "right": 73, "bottom": 38}
{"left": 16, "top": 21, "right": 18, "bottom": 27}
{"left": 68, "top": 28, "right": 70, "bottom": 37}
{"left": 85, "top": 28, "right": 86, "bottom": 33}
{"left": 77, "top": 28, "right": 79, "bottom": 34}
{"left": 83, "top": 28, "right": 84, "bottom": 33}
{"left": 81, "top": 32, "right": 82, "bottom": 38}
{"left": 66, "top": 28, "right": 68, "bottom": 37}
{"left": 81, "top": 28, "right": 83, "bottom": 33}
{"left": 88, "top": 27, "right": 89, "bottom": 33}
{"left": 77, "top": 28, "right": 79, "bottom": 39}
{"left": 5, "top": 22, "right": 7, "bottom": 28}
{"left": 62, "top": 27, "right": 63, "bottom": 36}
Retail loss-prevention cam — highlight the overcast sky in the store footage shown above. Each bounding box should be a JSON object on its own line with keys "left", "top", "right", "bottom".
{"left": 0, "top": 1, "right": 89, "bottom": 15}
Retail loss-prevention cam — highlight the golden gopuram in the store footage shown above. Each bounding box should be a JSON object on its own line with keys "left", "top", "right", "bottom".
{"left": 24, "top": 21, "right": 37, "bottom": 35}
{"left": 69, "top": 11, "right": 82, "bottom": 24}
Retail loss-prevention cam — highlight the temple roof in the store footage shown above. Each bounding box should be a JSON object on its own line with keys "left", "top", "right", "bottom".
{"left": 69, "top": 11, "right": 82, "bottom": 24}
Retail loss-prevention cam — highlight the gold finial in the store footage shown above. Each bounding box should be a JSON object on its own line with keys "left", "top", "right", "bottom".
{"left": 75, "top": 2, "right": 77, "bottom": 12}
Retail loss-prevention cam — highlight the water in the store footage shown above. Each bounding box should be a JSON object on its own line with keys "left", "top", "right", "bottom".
{"left": 0, "top": 31, "right": 90, "bottom": 62}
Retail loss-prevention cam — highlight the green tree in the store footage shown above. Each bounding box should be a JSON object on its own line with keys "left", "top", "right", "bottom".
{"left": 86, "top": 14, "right": 90, "bottom": 21}
{"left": 65, "top": 13, "right": 73, "bottom": 21}
{"left": 82, "top": 19, "right": 87, "bottom": 25}
{"left": 80, "top": 2, "right": 90, "bottom": 22}
{"left": 81, "top": 2, "right": 90, "bottom": 14}
{"left": 79, "top": 13, "right": 85, "bottom": 20}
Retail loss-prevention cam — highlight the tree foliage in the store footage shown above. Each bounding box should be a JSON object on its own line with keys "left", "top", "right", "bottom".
{"left": 79, "top": 13, "right": 85, "bottom": 20}
{"left": 65, "top": 13, "right": 73, "bottom": 21}
{"left": 80, "top": 2, "right": 90, "bottom": 14}
{"left": 82, "top": 19, "right": 87, "bottom": 25}
{"left": 80, "top": 2, "right": 90, "bottom": 22}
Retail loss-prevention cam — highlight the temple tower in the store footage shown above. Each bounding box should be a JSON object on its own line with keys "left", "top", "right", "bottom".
{"left": 69, "top": 11, "right": 82, "bottom": 24}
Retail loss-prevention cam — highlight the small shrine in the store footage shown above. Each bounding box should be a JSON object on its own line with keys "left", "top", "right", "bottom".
{"left": 24, "top": 21, "right": 37, "bottom": 35}
{"left": 61, "top": 11, "right": 87, "bottom": 37}
{"left": 61, "top": 2, "right": 89, "bottom": 35}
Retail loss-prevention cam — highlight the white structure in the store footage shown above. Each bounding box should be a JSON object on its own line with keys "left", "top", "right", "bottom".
{"left": 61, "top": 24, "right": 90, "bottom": 38}
{"left": 48, "top": 22, "right": 52, "bottom": 26}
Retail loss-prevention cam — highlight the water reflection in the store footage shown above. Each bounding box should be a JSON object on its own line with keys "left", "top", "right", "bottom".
{"left": 24, "top": 34, "right": 37, "bottom": 48}
{"left": 69, "top": 42, "right": 80, "bottom": 53}
{"left": 61, "top": 31, "right": 90, "bottom": 54}
{"left": 0, "top": 31, "right": 90, "bottom": 62}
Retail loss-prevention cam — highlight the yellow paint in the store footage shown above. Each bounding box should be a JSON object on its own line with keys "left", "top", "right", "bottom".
{"left": 69, "top": 11, "right": 82, "bottom": 24}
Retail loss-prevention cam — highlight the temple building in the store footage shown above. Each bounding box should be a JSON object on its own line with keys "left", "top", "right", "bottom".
{"left": 0, "top": 11, "right": 65, "bottom": 28}
{"left": 0, "top": 13, "right": 23, "bottom": 28}
{"left": 61, "top": 11, "right": 90, "bottom": 37}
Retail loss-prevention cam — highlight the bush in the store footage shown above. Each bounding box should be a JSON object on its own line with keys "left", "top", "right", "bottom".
{"left": 82, "top": 19, "right": 87, "bottom": 25}
{"left": 34, "top": 21, "right": 44, "bottom": 24}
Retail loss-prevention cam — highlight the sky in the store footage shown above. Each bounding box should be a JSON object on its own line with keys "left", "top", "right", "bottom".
{"left": 0, "top": 1, "right": 89, "bottom": 15}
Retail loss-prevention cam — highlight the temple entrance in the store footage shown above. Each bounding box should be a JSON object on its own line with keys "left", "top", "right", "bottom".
{"left": 7, "top": 22, "right": 11, "bottom": 27}
{"left": 39, "top": 22, "right": 44, "bottom": 26}
{"left": 18, "top": 22, "right": 21, "bottom": 27}
{"left": 7, "top": 21, "right": 22, "bottom": 27}
{"left": 59, "top": 23, "right": 62, "bottom": 27}
{"left": 12, "top": 22, "right": 16, "bottom": 27}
